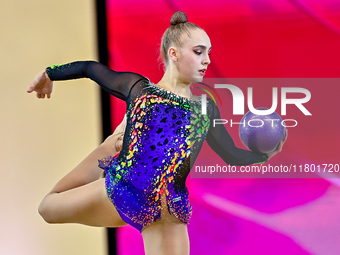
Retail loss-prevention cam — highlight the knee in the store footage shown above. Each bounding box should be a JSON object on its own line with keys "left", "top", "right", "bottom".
{"left": 38, "top": 195, "right": 57, "bottom": 224}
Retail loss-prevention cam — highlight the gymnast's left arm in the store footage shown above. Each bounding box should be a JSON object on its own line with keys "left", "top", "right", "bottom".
{"left": 205, "top": 104, "right": 287, "bottom": 166}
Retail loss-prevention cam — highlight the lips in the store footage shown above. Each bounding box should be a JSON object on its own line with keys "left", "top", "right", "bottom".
{"left": 199, "top": 69, "right": 206, "bottom": 75}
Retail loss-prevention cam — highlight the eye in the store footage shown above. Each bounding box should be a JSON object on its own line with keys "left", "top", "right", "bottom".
{"left": 194, "top": 50, "right": 202, "bottom": 55}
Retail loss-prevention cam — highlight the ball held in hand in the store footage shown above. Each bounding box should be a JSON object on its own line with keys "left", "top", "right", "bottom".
{"left": 239, "top": 108, "right": 286, "bottom": 153}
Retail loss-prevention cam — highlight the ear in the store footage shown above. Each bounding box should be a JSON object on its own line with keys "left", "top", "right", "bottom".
{"left": 168, "top": 46, "right": 179, "bottom": 62}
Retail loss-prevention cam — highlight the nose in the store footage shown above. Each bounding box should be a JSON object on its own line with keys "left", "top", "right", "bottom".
{"left": 203, "top": 53, "right": 211, "bottom": 65}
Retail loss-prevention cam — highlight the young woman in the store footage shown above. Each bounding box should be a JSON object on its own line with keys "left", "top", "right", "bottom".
{"left": 27, "top": 11, "right": 287, "bottom": 255}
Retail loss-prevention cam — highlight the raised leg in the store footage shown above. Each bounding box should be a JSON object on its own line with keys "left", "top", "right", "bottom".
{"left": 38, "top": 129, "right": 125, "bottom": 225}
{"left": 38, "top": 178, "right": 127, "bottom": 227}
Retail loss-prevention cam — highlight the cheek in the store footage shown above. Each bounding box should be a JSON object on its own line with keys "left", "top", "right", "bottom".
{"left": 181, "top": 55, "right": 197, "bottom": 72}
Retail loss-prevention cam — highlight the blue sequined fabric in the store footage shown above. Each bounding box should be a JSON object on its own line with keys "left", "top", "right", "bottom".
{"left": 99, "top": 82, "right": 211, "bottom": 232}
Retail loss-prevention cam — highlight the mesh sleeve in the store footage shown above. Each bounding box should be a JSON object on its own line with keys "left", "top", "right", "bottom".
{"left": 206, "top": 103, "right": 269, "bottom": 166}
{"left": 45, "top": 61, "right": 147, "bottom": 101}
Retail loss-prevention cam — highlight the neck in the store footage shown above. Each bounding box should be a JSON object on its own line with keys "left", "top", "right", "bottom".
{"left": 156, "top": 66, "right": 192, "bottom": 99}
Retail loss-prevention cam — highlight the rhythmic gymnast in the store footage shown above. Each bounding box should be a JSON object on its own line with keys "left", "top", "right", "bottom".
{"left": 27, "top": 11, "right": 287, "bottom": 255}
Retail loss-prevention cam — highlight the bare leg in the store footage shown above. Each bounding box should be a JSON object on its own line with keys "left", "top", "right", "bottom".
{"left": 142, "top": 219, "right": 190, "bottom": 255}
{"left": 50, "top": 133, "right": 122, "bottom": 193}
{"left": 39, "top": 178, "right": 127, "bottom": 227}
{"left": 141, "top": 188, "right": 190, "bottom": 255}
{"left": 43, "top": 116, "right": 126, "bottom": 194}
{"left": 38, "top": 131, "right": 124, "bottom": 223}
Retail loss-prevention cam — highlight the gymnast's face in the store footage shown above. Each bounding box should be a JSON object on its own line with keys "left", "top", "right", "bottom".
{"left": 173, "top": 29, "right": 211, "bottom": 83}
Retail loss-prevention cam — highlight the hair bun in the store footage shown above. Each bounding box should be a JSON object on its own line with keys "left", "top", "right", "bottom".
{"left": 170, "top": 11, "right": 188, "bottom": 26}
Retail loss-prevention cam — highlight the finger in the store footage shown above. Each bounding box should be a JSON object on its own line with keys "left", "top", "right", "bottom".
{"left": 274, "top": 141, "right": 282, "bottom": 153}
{"left": 283, "top": 129, "right": 288, "bottom": 143}
{"left": 42, "top": 94, "right": 46, "bottom": 99}
{"left": 47, "top": 93, "right": 51, "bottom": 99}
{"left": 115, "top": 140, "right": 123, "bottom": 152}
{"left": 27, "top": 84, "right": 34, "bottom": 93}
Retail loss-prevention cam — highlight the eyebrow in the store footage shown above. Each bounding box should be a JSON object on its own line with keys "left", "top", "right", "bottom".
{"left": 194, "top": 45, "right": 212, "bottom": 50}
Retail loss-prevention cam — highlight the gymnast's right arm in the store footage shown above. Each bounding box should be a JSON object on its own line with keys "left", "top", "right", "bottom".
{"left": 27, "top": 61, "right": 147, "bottom": 100}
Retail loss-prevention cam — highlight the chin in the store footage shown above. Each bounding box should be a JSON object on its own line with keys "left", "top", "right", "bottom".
{"left": 190, "top": 76, "right": 203, "bottom": 83}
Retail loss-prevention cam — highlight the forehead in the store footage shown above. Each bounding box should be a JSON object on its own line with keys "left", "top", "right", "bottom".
{"left": 181, "top": 29, "right": 211, "bottom": 48}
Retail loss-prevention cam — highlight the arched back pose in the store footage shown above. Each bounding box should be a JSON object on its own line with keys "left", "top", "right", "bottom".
{"left": 27, "top": 11, "right": 287, "bottom": 255}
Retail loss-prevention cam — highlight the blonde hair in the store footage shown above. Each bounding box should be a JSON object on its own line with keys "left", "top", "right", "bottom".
{"left": 160, "top": 11, "right": 203, "bottom": 68}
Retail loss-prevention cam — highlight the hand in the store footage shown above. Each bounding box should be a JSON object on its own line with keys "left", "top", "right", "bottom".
{"left": 27, "top": 70, "right": 53, "bottom": 99}
{"left": 112, "top": 117, "right": 126, "bottom": 152}
{"left": 115, "top": 134, "right": 124, "bottom": 152}
{"left": 266, "top": 129, "right": 288, "bottom": 160}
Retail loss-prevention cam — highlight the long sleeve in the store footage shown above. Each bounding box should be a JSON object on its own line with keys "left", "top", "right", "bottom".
{"left": 206, "top": 103, "right": 268, "bottom": 166}
{"left": 45, "top": 61, "right": 148, "bottom": 101}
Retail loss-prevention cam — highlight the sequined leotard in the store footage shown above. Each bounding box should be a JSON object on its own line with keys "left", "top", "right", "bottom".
{"left": 46, "top": 61, "right": 268, "bottom": 232}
